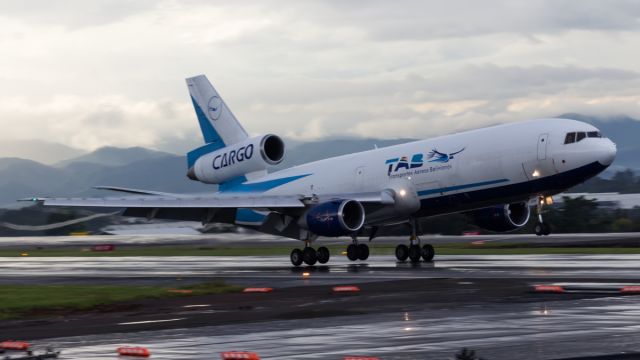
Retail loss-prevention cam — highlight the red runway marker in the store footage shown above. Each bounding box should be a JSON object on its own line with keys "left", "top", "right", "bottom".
{"left": 620, "top": 285, "right": 640, "bottom": 294}
{"left": 332, "top": 286, "right": 361, "bottom": 293}
{"left": 243, "top": 288, "right": 273, "bottom": 293}
{"left": 117, "top": 346, "right": 151, "bottom": 357}
{"left": 168, "top": 289, "right": 193, "bottom": 294}
{"left": 533, "top": 285, "right": 565, "bottom": 293}
{"left": 221, "top": 351, "right": 261, "bottom": 359}
{"left": 0, "top": 341, "right": 30, "bottom": 351}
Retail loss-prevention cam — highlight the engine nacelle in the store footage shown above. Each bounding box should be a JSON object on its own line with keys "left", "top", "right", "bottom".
{"left": 188, "top": 134, "right": 285, "bottom": 184}
{"left": 299, "top": 199, "right": 365, "bottom": 237}
{"left": 467, "top": 202, "right": 531, "bottom": 232}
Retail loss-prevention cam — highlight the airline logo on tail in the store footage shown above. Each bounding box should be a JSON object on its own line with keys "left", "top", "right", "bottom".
{"left": 207, "top": 96, "right": 222, "bottom": 120}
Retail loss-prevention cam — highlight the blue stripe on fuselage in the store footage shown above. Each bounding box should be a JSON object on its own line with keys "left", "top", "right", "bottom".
{"left": 417, "top": 179, "right": 510, "bottom": 197}
{"left": 219, "top": 174, "right": 312, "bottom": 193}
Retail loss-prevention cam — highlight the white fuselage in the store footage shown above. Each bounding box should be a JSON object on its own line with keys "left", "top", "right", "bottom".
{"left": 230, "top": 118, "right": 616, "bottom": 224}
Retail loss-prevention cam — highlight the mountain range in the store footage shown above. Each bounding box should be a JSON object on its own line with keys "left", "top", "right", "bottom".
{"left": 0, "top": 114, "right": 637, "bottom": 207}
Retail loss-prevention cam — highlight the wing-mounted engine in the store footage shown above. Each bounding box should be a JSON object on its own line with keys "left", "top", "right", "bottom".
{"left": 298, "top": 199, "right": 365, "bottom": 237}
{"left": 466, "top": 202, "right": 531, "bottom": 232}
{"left": 187, "top": 134, "right": 285, "bottom": 184}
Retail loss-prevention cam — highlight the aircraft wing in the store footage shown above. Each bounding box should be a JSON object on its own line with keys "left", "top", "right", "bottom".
{"left": 24, "top": 194, "right": 306, "bottom": 209}
{"left": 23, "top": 190, "right": 395, "bottom": 209}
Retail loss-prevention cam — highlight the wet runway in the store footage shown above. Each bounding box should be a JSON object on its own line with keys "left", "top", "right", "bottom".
{"left": 2, "top": 251, "right": 640, "bottom": 359}
{"left": 2, "top": 254, "right": 640, "bottom": 286}
{"left": 32, "top": 296, "right": 640, "bottom": 360}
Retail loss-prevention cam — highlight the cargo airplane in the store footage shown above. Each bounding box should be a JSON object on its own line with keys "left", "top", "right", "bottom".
{"left": 30, "top": 75, "right": 617, "bottom": 266}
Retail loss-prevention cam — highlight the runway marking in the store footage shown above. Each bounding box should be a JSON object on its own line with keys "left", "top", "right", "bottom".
{"left": 183, "top": 304, "right": 211, "bottom": 308}
{"left": 118, "top": 318, "right": 185, "bottom": 326}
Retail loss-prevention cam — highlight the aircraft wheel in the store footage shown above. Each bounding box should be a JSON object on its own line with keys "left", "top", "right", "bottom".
{"left": 421, "top": 244, "right": 435, "bottom": 262}
{"left": 534, "top": 222, "right": 544, "bottom": 236}
{"left": 303, "top": 247, "right": 317, "bottom": 266}
{"left": 395, "top": 244, "right": 409, "bottom": 262}
{"left": 317, "top": 246, "right": 330, "bottom": 264}
{"left": 357, "top": 244, "right": 369, "bottom": 261}
{"left": 346, "top": 244, "right": 359, "bottom": 261}
{"left": 542, "top": 222, "right": 551, "bottom": 236}
{"left": 408, "top": 245, "right": 422, "bottom": 263}
{"left": 290, "top": 248, "right": 303, "bottom": 266}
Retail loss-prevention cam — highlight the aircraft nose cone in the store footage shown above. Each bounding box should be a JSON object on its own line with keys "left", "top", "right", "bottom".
{"left": 598, "top": 139, "right": 617, "bottom": 166}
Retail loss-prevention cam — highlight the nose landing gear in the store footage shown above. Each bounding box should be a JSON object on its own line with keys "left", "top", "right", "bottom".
{"left": 534, "top": 195, "right": 552, "bottom": 236}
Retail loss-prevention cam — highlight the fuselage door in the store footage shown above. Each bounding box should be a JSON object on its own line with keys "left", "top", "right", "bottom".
{"left": 537, "top": 133, "right": 548, "bottom": 160}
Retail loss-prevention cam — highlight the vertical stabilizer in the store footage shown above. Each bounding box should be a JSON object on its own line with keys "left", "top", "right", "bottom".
{"left": 186, "top": 75, "right": 248, "bottom": 147}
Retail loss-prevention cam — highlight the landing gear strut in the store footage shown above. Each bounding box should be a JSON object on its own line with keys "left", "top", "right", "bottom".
{"left": 346, "top": 239, "right": 370, "bottom": 262}
{"left": 534, "top": 195, "right": 552, "bottom": 236}
{"left": 291, "top": 245, "right": 331, "bottom": 266}
{"left": 395, "top": 219, "right": 435, "bottom": 263}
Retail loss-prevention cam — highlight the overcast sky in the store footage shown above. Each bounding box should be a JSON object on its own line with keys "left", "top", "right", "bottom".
{"left": 1, "top": 0, "right": 639, "bottom": 154}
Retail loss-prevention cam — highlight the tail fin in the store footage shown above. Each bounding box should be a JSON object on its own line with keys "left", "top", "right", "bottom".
{"left": 186, "top": 75, "right": 248, "bottom": 148}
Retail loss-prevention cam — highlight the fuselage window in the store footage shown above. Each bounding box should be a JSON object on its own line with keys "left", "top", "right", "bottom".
{"left": 576, "top": 132, "right": 586, "bottom": 142}
{"left": 564, "top": 132, "right": 576, "bottom": 144}
{"left": 587, "top": 131, "right": 601, "bottom": 138}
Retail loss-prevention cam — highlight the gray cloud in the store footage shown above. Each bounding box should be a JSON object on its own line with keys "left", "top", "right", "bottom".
{"left": 0, "top": 0, "right": 639, "bottom": 154}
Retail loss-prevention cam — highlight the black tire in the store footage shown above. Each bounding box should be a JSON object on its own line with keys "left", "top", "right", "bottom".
{"left": 303, "top": 247, "right": 317, "bottom": 266}
{"left": 395, "top": 244, "right": 409, "bottom": 262}
{"left": 290, "top": 248, "right": 303, "bottom": 266}
{"left": 542, "top": 222, "right": 551, "bottom": 236}
{"left": 409, "top": 245, "right": 422, "bottom": 263}
{"left": 534, "top": 222, "right": 543, "bottom": 236}
{"left": 421, "top": 244, "right": 435, "bottom": 262}
{"left": 346, "top": 244, "right": 359, "bottom": 261}
{"left": 317, "top": 246, "right": 330, "bottom": 264}
{"left": 357, "top": 244, "right": 369, "bottom": 261}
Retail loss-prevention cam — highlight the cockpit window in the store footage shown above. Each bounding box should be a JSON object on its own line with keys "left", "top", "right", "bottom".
{"left": 564, "top": 132, "right": 576, "bottom": 144}
{"left": 587, "top": 131, "right": 601, "bottom": 138}
{"left": 565, "top": 130, "right": 602, "bottom": 144}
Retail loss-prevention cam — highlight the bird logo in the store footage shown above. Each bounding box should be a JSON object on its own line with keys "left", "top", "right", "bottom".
{"left": 426, "top": 148, "right": 465, "bottom": 163}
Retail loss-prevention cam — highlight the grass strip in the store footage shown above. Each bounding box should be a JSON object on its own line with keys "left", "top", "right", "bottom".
{"left": 0, "top": 281, "right": 242, "bottom": 320}
{"left": 3, "top": 244, "right": 640, "bottom": 257}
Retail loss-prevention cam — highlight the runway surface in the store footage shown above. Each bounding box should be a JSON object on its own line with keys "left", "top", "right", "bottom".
{"left": 1, "top": 251, "right": 640, "bottom": 359}
{"left": 1, "top": 232, "right": 638, "bottom": 247}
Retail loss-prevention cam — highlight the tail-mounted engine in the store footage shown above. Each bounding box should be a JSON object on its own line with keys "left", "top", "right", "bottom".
{"left": 466, "top": 202, "right": 531, "bottom": 232}
{"left": 187, "top": 134, "right": 285, "bottom": 184}
{"left": 298, "top": 199, "right": 365, "bottom": 237}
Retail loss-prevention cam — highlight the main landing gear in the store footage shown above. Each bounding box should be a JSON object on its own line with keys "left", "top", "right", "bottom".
{"left": 290, "top": 245, "right": 330, "bottom": 266}
{"left": 395, "top": 219, "right": 435, "bottom": 263}
{"left": 346, "top": 240, "right": 370, "bottom": 262}
{"left": 534, "top": 195, "right": 552, "bottom": 236}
